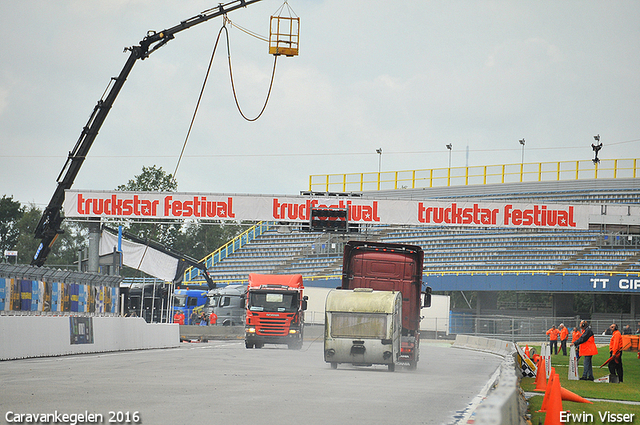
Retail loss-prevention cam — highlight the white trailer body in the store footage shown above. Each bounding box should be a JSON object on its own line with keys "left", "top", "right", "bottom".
{"left": 324, "top": 288, "right": 402, "bottom": 372}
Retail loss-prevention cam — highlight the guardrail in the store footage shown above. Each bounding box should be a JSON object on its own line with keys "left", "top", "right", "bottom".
{"left": 183, "top": 221, "right": 274, "bottom": 283}
{"left": 309, "top": 158, "right": 639, "bottom": 192}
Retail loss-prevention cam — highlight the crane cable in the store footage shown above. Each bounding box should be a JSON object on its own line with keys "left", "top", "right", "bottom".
{"left": 223, "top": 17, "right": 278, "bottom": 122}
{"left": 172, "top": 23, "right": 226, "bottom": 183}
{"left": 172, "top": 17, "right": 277, "bottom": 183}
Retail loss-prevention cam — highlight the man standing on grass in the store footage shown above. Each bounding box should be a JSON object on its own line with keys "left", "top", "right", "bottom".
{"left": 546, "top": 325, "right": 560, "bottom": 355}
{"left": 571, "top": 320, "right": 598, "bottom": 381}
{"left": 608, "top": 323, "right": 624, "bottom": 383}
{"left": 559, "top": 323, "right": 569, "bottom": 356}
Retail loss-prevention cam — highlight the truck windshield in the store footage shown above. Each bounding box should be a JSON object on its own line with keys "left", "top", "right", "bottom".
{"left": 330, "top": 313, "right": 388, "bottom": 339}
{"left": 173, "top": 295, "right": 187, "bottom": 308}
{"left": 205, "top": 295, "right": 220, "bottom": 309}
{"left": 249, "top": 291, "right": 298, "bottom": 312}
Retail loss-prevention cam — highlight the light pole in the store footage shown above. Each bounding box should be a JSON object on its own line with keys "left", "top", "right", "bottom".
{"left": 376, "top": 148, "right": 383, "bottom": 173}
{"left": 446, "top": 144, "right": 452, "bottom": 168}
{"left": 591, "top": 134, "right": 602, "bottom": 164}
{"left": 519, "top": 139, "right": 525, "bottom": 164}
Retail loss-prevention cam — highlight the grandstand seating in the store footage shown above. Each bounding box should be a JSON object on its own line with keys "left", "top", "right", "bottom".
{"left": 195, "top": 178, "right": 640, "bottom": 284}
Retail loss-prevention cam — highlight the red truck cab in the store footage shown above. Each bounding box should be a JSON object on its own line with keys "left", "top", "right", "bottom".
{"left": 245, "top": 273, "right": 307, "bottom": 350}
{"left": 341, "top": 241, "right": 431, "bottom": 369}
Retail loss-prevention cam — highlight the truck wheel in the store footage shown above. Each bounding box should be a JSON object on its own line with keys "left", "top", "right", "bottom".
{"left": 330, "top": 362, "right": 338, "bottom": 370}
{"left": 245, "top": 341, "right": 253, "bottom": 349}
{"left": 388, "top": 363, "right": 395, "bottom": 372}
{"left": 408, "top": 360, "right": 417, "bottom": 370}
{"left": 255, "top": 343, "right": 263, "bottom": 349}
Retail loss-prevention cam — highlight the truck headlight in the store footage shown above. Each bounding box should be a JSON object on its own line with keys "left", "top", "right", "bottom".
{"left": 246, "top": 327, "right": 256, "bottom": 334}
{"left": 289, "top": 329, "right": 299, "bottom": 334}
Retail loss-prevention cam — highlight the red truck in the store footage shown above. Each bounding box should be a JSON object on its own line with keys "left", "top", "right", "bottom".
{"left": 340, "top": 241, "right": 431, "bottom": 369}
{"left": 245, "top": 273, "right": 307, "bottom": 350}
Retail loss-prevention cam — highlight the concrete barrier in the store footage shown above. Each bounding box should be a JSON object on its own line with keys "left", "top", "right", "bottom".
{"left": 0, "top": 315, "right": 178, "bottom": 360}
{"left": 453, "top": 334, "right": 528, "bottom": 425}
{"left": 452, "top": 334, "right": 515, "bottom": 357}
{"left": 474, "top": 356, "right": 527, "bottom": 425}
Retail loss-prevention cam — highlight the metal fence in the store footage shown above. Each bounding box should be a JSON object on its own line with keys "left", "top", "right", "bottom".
{"left": 449, "top": 313, "right": 578, "bottom": 342}
{"left": 309, "top": 158, "right": 639, "bottom": 192}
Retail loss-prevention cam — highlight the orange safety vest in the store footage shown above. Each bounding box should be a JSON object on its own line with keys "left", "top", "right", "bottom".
{"left": 546, "top": 328, "right": 560, "bottom": 341}
{"left": 609, "top": 330, "right": 623, "bottom": 353}
{"left": 578, "top": 332, "right": 598, "bottom": 356}
{"left": 560, "top": 327, "right": 569, "bottom": 341}
{"left": 572, "top": 330, "right": 582, "bottom": 343}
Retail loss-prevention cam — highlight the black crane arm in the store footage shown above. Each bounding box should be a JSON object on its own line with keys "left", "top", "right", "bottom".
{"left": 32, "top": 0, "right": 263, "bottom": 267}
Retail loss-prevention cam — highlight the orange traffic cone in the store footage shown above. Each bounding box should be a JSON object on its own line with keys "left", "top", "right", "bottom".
{"left": 544, "top": 373, "right": 564, "bottom": 425}
{"left": 534, "top": 357, "right": 547, "bottom": 392}
{"left": 538, "top": 368, "right": 555, "bottom": 412}
{"left": 525, "top": 344, "right": 530, "bottom": 358}
{"left": 560, "top": 387, "right": 593, "bottom": 404}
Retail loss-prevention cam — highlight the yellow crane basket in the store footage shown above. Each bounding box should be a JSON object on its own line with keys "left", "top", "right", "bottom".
{"left": 269, "top": 4, "right": 299, "bottom": 57}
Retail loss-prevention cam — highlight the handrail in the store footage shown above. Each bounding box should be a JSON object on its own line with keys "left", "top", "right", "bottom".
{"left": 309, "top": 158, "right": 639, "bottom": 193}
{"left": 184, "top": 268, "right": 640, "bottom": 287}
{"left": 183, "top": 221, "right": 274, "bottom": 283}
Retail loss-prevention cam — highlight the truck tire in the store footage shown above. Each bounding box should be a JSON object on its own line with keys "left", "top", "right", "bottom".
{"left": 408, "top": 360, "right": 417, "bottom": 370}
{"left": 330, "top": 362, "right": 338, "bottom": 369}
{"left": 245, "top": 340, "right": 254, "bottom": 349}
{"left": 388, "top": 363, "right": 395, "bottom": 372}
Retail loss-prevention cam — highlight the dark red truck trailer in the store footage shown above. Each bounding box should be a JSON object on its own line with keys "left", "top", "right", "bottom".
{"left": 340, "top": 241, "right": 431, "bottom": 369}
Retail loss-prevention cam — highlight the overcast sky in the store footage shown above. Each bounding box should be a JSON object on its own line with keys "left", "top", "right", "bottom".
{"left": 1, "top": 0, "right": 639, "bottom": 208}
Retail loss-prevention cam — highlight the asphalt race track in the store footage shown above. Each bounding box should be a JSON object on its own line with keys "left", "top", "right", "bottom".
{"left": 1, "top": 340, "right": 503, "bottom": 425}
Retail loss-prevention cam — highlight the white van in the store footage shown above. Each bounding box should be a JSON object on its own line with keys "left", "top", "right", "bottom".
{"left": 324, "top": 288, "right": 402, "bottom": 372}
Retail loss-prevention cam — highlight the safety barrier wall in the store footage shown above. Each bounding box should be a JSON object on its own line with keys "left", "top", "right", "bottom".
{"left": 453, "top": 334, "right": 527, "bottom": 425}
{"left": 0, "top": 316, "right": 179, "bottom": 360}
{"left": 0, "top": 264, "right": 120, "bottom": 315}
{"left": 474, "top": 355, "right": 525, "bottom": 425}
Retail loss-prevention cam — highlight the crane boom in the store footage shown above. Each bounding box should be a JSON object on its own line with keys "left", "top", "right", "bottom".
{"left": 32, "top": 0, "right": 263, "bottom": 267}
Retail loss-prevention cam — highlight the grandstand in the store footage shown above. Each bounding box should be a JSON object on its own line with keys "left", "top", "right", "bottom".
{"left": 188, "top": 175, "right": 640, "bottom": 284}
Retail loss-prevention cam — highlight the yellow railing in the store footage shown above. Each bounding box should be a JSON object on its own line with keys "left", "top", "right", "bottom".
{"left": 308, "top": 158, "right": 639, "bottom": 193}
{"left": 183, "top": 221, "right": 273, "bottom": 284}
{"left": 185, "top": 269, "right": 640, "bottom": 286}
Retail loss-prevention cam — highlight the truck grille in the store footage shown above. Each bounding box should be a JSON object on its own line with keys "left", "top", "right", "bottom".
{"left": 256, "top": 317, "right": 288, "bottom": 336}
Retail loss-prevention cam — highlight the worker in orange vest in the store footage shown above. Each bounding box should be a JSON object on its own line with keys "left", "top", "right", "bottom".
{"left": 173, "top": 310, "right": 185, "bottom": 325}
{"left": 209, "top": 312, "right": 218, "bottom": 326}
{"left": 571, "top": 320, "right": 598, "bottom": 381}
{"left": 546, "top": 325, "right": 560, "bottom": 355}
{"left": 608, "top": 323, "right": 623, "bottom": 383}
{"left": 571, "top": 326, "right": 582, "bottom": 360}
{"left": 559, "top": 323, "right": 569, "bottom": 356}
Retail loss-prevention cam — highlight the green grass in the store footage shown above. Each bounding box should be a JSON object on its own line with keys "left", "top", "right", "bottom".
{"left": 520, "top": 347, "right": 640, "bottom": 424}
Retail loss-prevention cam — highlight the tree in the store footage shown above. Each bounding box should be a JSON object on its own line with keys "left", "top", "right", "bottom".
{"left": 13, "top": 203, "right": 88, "bottom": 266}
{"left": 14, "top": 204, "right": 44, "bottom": 264}
{"left": 0, "top": 195, "right": 24, "bottom": 254}
{"left": 114, "top": 165, "right": 178, "bottom": 246}
{"left": 173, "top": 221, "right": 243, "bottom": 261}
{"left": 117, "top": 165, "right": 177, "bottom": 192}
